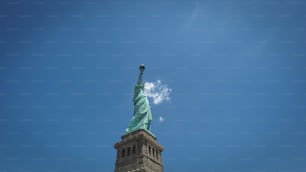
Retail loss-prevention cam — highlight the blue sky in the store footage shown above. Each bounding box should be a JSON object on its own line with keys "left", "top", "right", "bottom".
{"left": 1, "top": 0, "right": 306, "bottom": 171}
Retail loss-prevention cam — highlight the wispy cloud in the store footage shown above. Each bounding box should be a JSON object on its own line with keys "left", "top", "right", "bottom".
{"left": 159, "top": 116, "right": 165, "bottom": 123}
{"left": 144, "top": 80, "right": 171, "bottom": 105}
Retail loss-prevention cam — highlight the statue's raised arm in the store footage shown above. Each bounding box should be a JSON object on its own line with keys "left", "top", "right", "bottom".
{"left": 137, "top": 64, "right": 145, "bottom": 84}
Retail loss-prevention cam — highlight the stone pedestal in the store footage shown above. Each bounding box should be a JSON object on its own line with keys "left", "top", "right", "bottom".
{"left": 114, "top": 129, "right": 164, "bottom": 172}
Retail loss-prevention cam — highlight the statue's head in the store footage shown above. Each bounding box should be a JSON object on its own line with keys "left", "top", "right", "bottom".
{"left": 139, "top": 64, "right": 145, "bottom": 73}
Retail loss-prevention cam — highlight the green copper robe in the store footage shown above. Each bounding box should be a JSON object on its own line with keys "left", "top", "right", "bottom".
{"left": 125, "top": 73, "right": 153, "bottom": 135}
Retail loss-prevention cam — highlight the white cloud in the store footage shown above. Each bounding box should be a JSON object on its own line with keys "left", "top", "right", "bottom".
{"left": 159, "top": 116, "right": 165, "bottom": 123}
{"left": 144, "top": 80, "right": 171, "bottom": 105}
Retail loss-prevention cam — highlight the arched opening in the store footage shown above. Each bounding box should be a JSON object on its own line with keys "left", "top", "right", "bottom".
{"left": 132, "top": 145, "right": 136, "bottom": 154}
{"left": 121, "top": 148, "right": 125, "bottom": 158}
{"left": 127, "top": 146, "right": 131, "bottom": 156}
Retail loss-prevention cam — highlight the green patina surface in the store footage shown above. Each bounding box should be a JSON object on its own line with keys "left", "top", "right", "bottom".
{"left": 124, "top": 65, "right": 155, "bottom": 137}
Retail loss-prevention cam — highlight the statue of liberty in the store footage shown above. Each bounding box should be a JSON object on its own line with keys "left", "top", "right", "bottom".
{"left": 125, "top": 64, "right": 154, "bottom": 136}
